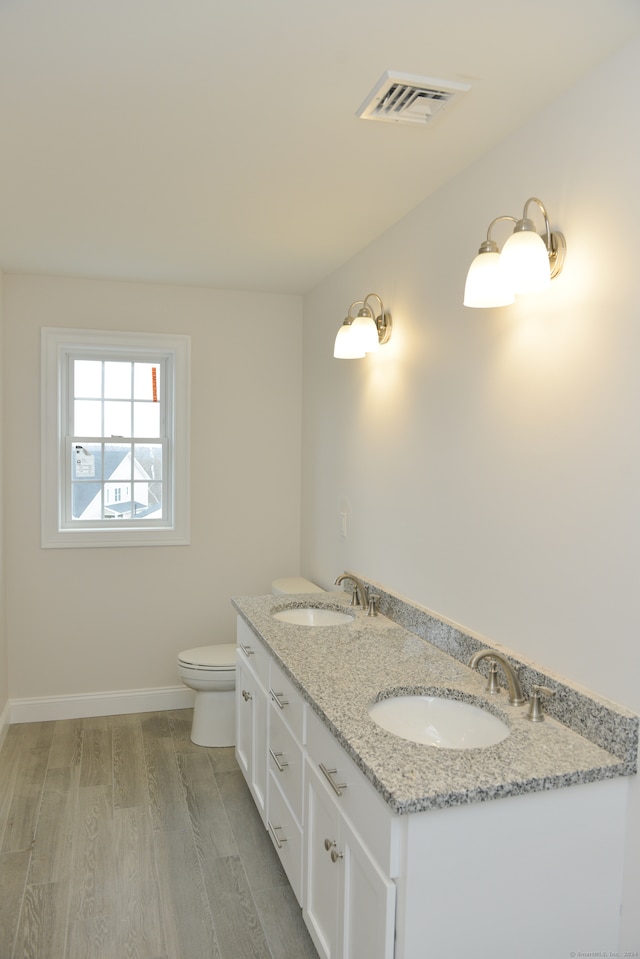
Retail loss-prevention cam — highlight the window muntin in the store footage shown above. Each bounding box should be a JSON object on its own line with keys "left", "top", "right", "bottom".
{"left": 69, "top": 440, "right": 165, "bottom": 524}
{"left": 67, "top": 357, "right": 166, "bottom": 527}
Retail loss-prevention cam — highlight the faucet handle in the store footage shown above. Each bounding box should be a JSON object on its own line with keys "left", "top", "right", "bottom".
{"left": 367, "top": 593, "right": 379, "bottom": 617}
{"left": 348, "top": 584, "right": 361, "bottom": 607}
{"left": 527, "top": 685, "right": 556, "bottom": 722}
{"left": 485, "top": 660, "right": 501, "bottom": 695}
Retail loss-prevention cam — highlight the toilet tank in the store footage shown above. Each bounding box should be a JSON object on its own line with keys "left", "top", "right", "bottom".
{"left": 271, "top": 577, "right": 324, "bottom": 595}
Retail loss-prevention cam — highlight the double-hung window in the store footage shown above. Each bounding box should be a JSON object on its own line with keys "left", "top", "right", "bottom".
{"left": 42, "top": 328, "right": 190, "bottom": 548}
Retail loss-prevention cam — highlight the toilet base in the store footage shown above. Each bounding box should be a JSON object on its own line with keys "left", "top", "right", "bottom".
{"left": 190, "top": 689, "right": 235, "bottom": 747}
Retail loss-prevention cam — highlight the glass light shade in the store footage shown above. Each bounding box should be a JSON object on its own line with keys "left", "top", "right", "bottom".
{"left": 463, "top": 251, "right": 515, "bottom": 308}
{"left": 333, "top": 322, "right": 365, "bottom": 359}
{"left": 499, "top": 230, "right": 550, "bottom": 294}
{"left": 350, "top": 312, "right": 380, "bottom": 353}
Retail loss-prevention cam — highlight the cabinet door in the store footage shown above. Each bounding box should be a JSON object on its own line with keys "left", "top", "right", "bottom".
{"left": 340, "top": 816, "right": 396, "bottom": 959}
{"left": 235, "top": 651, "right": 254, "bottom": 782}
{"left": 305, "top": 763, "right": 341, "bottom": 959}
{"left": 235, "top": 652, "right": 268, "bottom": 823}
{"left": 305, "top": 762, "right": 396, "bottom": 959}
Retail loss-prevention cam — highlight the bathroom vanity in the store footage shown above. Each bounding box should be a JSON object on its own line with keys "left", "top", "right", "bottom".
{"left": 232, "top": 587, "right": 637, "bottom": 959}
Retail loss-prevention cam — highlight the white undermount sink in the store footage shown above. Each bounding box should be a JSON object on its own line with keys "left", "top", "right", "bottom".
{"left": 272, "top": 607, "right": 355, "bottom": 627}
{"left": 368, "top": 694, "right": 509, "bottom": 749}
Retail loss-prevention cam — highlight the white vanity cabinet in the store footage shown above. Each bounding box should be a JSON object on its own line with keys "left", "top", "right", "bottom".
{"left": 304, "top": 709, "right": 396, "bottom": 959}
{"left": 235, "top": 614, "right": 630, "bottom": 959}
{"left": 235, "top": 618, "right": 270, "bottom": 823}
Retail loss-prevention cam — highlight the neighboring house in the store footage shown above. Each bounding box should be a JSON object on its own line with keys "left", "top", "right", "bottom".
{"left": 73, "top": 446, "right": 161, "bottom": 520}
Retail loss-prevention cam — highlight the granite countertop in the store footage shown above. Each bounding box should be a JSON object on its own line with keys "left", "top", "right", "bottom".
{"left": 232, "top": 592, "right": 633, "bottom": 815}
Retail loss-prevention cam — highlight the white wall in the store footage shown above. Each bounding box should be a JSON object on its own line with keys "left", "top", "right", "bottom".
{"left": 301, "top": 36, "right": 640, "bottom": 949}
{"left": 4, "top": 274, "right": 303, "bottom": 701}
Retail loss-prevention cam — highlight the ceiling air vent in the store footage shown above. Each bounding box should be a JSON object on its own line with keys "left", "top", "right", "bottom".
{"left": 357, "top": 70, "right": 470, "bottom": 126}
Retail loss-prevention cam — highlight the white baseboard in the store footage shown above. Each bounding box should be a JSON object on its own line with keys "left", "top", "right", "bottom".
{"left": 9, "top": 685, "right": 195, "bottom": 724}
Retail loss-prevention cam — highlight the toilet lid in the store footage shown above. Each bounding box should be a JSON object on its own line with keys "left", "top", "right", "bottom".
{"left": 178, "top": 644, "right": 236, "bottom": 669}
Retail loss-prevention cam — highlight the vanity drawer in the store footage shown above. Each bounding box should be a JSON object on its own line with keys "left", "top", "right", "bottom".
{"left": 306, "top": 706, "right": 399, "bottom": 877}
{"left": 269, "top": 658, "right": 305, "bottom": 743}
{"left": 269, "top": 705, "right": 304, "bottom": 823}
{"left": 237, "top": 617, "right": 270, "bottom": 688}
{"left": 267, "top": 771, "right": 303, "bottom": 905}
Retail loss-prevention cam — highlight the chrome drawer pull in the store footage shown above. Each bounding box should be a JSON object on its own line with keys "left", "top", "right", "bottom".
{"left": 270, "top": 690, "right": 289, "bottom": 710}
{"left": 319, "top": 763, "right": 347, "bottom": 797}
{"left": 241, "top": 689, "right": 252, "bottom": 701}
{"left": 330, "top": 849, "right": 344, "bottom": 863}
{"left": 324, "top": 838, "right": 336, "bottom": 852}
{"left": 269, "top": 748, "right": 289, "bottom": 772}
{"left": 267, "top": 821, "right": 287, "bottom": 849}
{"left": 240, "top": 643, "right": 254, "bottom": 657}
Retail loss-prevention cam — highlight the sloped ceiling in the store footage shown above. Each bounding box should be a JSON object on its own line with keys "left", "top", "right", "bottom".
{"left": 1, "top": 0, "right": 639, "bottom": 294}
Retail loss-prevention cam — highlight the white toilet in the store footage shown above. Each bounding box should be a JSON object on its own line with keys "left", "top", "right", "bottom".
{"left": 178, "top": 576, "right": 323, "bottom": 747}
{"left": 271, "top": 576, "right": 324, "bottom": 596}
{"left": 177, "top": 644, "right": 236, "bottom": 747}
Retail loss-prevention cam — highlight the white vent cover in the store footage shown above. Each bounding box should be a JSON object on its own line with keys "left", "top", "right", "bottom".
{"left": 357, "top": 70, "right": 470, "bottom": 126}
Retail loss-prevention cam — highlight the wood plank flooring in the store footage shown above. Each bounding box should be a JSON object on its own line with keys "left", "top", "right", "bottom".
{"left": 0, "top": 710, "right": 319, "bottom": 959}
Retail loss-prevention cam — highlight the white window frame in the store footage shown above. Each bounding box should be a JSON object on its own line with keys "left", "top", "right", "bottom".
{"left": 41, "top": 328, "right": 190, "bottom": 548}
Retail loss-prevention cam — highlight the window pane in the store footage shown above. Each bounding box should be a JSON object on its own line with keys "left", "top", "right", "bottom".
{"left": 105, "top": 483, "right": 120, "bottom": 504}
{"left": 133, "top": 402, "right": 160, "bottom": 437}
{"left": 74, "top": 360, "right": 102, "bottom": 398}
{"left": 134, "top": 363, "right": 161, "bottom": 401}
{"left": 74, "top": 400, "right": 102, "bottom": 436}
{"left": 71, "top": 481, "right": 101, "bottom": 519}
{"left": 104, "top": 361, "right": 132, "bottom": 399}
{"left": 133, "top": 445, "right": 163, "bottom": 518}
{"left": 133, "top": 481, "right": 163, "bottom": 518}
{"left": 103, "top": 443, "right": 132, "bottom": 482}
{"left": 104, "top": 401, "right": 132, "bottom": 437}
{"left": 134, "top": 444, "right": 162, "bottom": 480}
{"left": 104, "top": 482, "right": 131, "bottom": 516}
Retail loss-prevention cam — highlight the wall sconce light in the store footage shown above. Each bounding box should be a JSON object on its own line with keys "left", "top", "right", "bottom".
{"left": 333, "top": 293, "right": 392, "bottom": 359}
{"left": 464, "top": 197, "right": 566, "bottom": 308}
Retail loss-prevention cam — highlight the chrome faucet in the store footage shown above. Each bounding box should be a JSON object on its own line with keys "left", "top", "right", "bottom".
{"left": 468, "top": 649, "right": 527, "bottom": 706}
{"left": 334, "top": 572, "right": 369, "bottom": 609}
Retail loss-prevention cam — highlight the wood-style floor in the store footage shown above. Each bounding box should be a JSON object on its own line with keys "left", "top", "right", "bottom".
{"left": 0, "top": 709, "right": 319, "bottom": 959}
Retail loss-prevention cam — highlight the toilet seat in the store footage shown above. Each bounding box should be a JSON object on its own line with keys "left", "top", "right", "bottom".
{"left": 178, "top": 644, "right": 236, "bottom": 670}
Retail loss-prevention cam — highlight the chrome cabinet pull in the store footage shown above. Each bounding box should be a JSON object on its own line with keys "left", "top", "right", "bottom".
{"left": 270, "top": 690, "right": 289, "bottom": 710}
{"left": 323, "top": 837, "right": 343, "bottom": 862}
{"left": 241, "top": 689, "right": 252, "bottom": 701}
{"left": 319, "top": 763, "right": 347, "bottom": 797}
{"left": 267, "top": 821, "right": 287, "bottom": 849}
{"left": 240, "top": 643, "right": 254, "bottom": 657}
{"left": 269, "top": 748, "right": 289, "bottom": 772}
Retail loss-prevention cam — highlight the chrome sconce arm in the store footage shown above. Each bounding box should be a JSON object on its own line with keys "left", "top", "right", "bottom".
{"left": 333, "top": 292, "right": 392, "bottom": 359}
{"left": 478, "top": 215, "right": 519, "bottom": 256}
